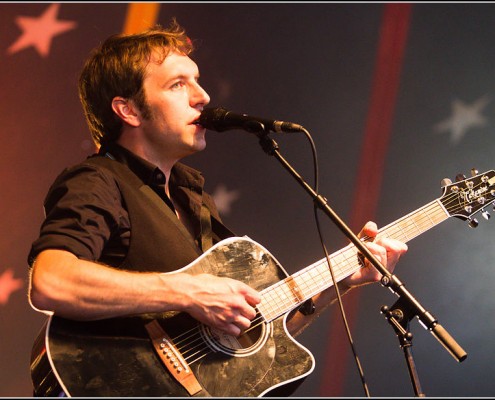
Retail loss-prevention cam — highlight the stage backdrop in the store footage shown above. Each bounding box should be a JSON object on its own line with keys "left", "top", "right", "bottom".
{"left": 1, "top": 2, "right": 495, "bottom": 397}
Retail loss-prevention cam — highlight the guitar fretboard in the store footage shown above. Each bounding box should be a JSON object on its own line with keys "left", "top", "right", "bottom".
{"left": 257, "top": 199, "right": 449, "bottom": 322}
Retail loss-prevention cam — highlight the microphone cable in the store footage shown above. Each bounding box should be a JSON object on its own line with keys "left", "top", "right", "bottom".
{"left": 298, "top": 126, "right": 371, "bottom": 397}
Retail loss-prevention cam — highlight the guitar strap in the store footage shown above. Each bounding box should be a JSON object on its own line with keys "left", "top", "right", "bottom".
{"left": 200, "top": 203, "right": 213, "bottom": 251}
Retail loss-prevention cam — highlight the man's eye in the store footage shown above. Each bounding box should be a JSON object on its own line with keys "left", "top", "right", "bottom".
{"left": 171, "top": 81, "right": 185, "bottom": 89}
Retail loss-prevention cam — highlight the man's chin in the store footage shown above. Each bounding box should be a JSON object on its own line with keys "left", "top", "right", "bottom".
{"left": 184, "top": 139, "right": 206, "bottom": 157}
{"left": 194, "top": 135, "right": 207, "bottom": 151}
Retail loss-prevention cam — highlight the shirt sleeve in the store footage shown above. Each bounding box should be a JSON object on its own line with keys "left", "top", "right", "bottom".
{"left": 28, "top": 163, "right": 124, "bottom": 266}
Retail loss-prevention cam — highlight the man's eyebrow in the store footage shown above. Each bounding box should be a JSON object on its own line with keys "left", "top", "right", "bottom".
{"left": 167, "top": 73, "right": 200, "bottom": 81}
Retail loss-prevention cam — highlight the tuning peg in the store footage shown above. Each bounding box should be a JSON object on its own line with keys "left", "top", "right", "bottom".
{"left": 440, "top": 178, "right": 452, "bottom": 187}
{"left": 471, "top": 168, "right": 479, "bottom": 177}
{"left": 482, "top": 209, "right": 491, "bottom": 220}
{"left": 456, "top": 173, "right": 467, "bottom": 182}
{"left": 468, "top": 218, "right": 479, "bottom": 228}
{"left": 441, "top": 178, "right": 452, "bottom": 187}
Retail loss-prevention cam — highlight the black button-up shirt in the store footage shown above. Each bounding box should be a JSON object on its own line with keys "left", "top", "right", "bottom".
{"left": 28, "top": 142, "right": 209, "bottom": 266}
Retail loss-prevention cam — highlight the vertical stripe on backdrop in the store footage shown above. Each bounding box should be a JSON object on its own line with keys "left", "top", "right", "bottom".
{"left": 319, "top": 3, "right": 412, "bottom": 396}
{"left": 122, "top": 3, "right": 161, "bottom": 34}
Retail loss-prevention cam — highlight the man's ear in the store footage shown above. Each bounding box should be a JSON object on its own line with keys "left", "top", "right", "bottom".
{"left": 111, "top": 97, "right": 141, "bottom": 127}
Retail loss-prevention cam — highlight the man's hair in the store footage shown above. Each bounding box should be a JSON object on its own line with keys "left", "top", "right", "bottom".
{"left": 78, "top": 19, "right": 193, "bottom": 146}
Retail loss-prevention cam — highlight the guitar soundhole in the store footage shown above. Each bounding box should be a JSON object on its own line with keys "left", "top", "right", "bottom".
{"left": 200, "top": 315, "right": 272, "bottom": 357}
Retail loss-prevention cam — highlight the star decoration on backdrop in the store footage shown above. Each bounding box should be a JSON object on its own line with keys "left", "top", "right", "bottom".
{"left": 434, "top": 95, "right": 490, "bottom": 145}
{"left": 7, "top": 3, "right": 77, "bottom": 58}
{"left": 212, "top": 184, "right": 240, "bottom": 216}
{"left": 0, "top": 268, "right": 24, "bottom": 305}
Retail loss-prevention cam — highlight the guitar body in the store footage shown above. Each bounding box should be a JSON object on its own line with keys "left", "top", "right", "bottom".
{"left": 30, "top": 237, "right": 315, "bottom": 397}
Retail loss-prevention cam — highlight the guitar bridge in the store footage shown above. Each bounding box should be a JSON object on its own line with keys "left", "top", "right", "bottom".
{"left": 145, "top": 319, "right": 202, "bottom": 396}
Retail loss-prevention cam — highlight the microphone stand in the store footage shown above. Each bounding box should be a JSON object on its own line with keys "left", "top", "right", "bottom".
{"left": 381, "top": 298, "right": 425, "bottom": 397}
{"left": 256, "top": 133, "right": 467, "bottom": 396}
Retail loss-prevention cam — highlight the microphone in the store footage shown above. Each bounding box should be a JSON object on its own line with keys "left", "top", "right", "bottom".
{"left": 197, "top": 107, "right": 305, "bottom": 133}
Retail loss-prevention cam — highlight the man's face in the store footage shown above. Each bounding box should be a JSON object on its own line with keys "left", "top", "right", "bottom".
{"left": 139, "top": 50, "right": 210, "bottom": 162}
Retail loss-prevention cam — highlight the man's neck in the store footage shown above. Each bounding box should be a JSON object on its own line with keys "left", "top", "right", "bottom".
{"left": 116, "top": 137, "right": 177, "bottom": 189}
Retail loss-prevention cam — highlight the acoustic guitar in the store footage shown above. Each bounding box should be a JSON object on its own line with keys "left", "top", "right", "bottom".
{"left": 30, "top": 170, "right": 495, "bottom": 397}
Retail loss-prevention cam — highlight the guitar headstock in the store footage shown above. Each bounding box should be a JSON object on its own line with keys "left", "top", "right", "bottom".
{"left": 440, "top": 169, "right": 495, "bottom": 227}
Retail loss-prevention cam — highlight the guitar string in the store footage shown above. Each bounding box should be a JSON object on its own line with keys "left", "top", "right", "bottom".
{"left": 255, "top": 177, "right": 493, "bottom": 321}
{"left": 170, "top": 328, "right": 212, "bottom": 364}
{"left": 168, "top": 325, "right": 212, "bottom": 361}
{"left": 164, "top": 176, "right": 494, "bottom": 365}
{"left": 167, "top": 312, "right": 271, "bottom": 364}
{"left": 257, "top": 179, "right": 495, "bottom": 334}
{"left": 243, "top": 178, "right": 493, "bottom": 346}
{"left": 256, "top": 202, "right": 444, "bottom": 320}
{"left": 211, "top": 178, "right": 492, "bottom": 341}
{"left": 246, "top": 198, "right": 470, "bottom": 324}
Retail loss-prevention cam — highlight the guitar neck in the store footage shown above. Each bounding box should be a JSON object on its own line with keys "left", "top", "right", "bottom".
{"left": 258, "top": 199, "right": 449, "bottom": 322}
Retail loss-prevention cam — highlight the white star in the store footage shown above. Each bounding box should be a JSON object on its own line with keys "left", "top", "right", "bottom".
{"left": 7, "top": 3, "right": 77, "bottom": 58}
{"left": 434, "top": 95, "right": 490, "bottom": 145}
{"left": 212, "top": 184, "right": 240, "bottom": 215}
{"left": 0, "top": 268, "right": 23, "bottom": 305}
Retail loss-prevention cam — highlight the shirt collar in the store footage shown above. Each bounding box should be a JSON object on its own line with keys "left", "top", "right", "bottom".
{"left": 98, "top": 142, "right": 205, "bottom": 191}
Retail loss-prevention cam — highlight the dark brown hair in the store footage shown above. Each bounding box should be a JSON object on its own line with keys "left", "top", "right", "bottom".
{"left": 78, "top": 19, "right": 193, "bottom": 146}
